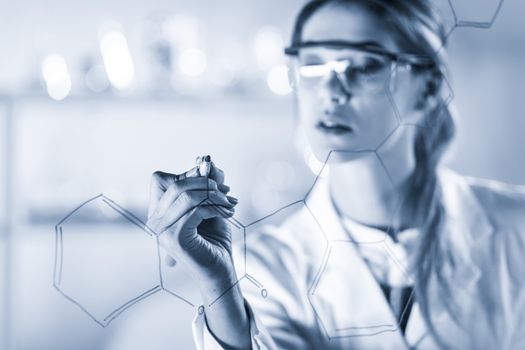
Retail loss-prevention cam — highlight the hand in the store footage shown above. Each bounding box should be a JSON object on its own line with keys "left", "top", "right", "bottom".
{"left": 148, "top": 161, "right": 252, "bottom": 349}
{"left": 146, "top": 162, "right": 239, "bottom": 287}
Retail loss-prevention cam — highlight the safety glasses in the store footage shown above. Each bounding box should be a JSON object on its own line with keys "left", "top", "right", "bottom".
{"left": 285, "top": 40, "right": 435, "bottom": 95}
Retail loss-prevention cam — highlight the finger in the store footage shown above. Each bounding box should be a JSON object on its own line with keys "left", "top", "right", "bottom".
{"left": 154, "top": 178, "right": 220, "bottom": 218}
{"left": 203, "top": 194, "right": 239, "bottom": 218}
{"left": 158, "top": 205, "right": 234, "bottom": 252}
{"left": 204, "top": 190, "right": 237, "bottom": 207}
{"left": 208, "top": 161, "right": 225, "bottom": 185}
{"left": 217, "top": 183, "right": 230, "bottom": 194}
{"left": 226, "top": 195, "right": 238, "bottom": 205}
{"left": 148, "top": 191, "right": 207, "bottom": 235}
{"left": 181, "top": 165, "right": 201, "bottom": 179}
{"left": 149, "top": 169, "right": 215, "bottom": 219}
{"left": 202, "top": 202, "right": 236, "bottom": 220}
{"left": 161, "top": 190, "right": 235, "bottom": 224}
{"left": 148, "top": 171, "right": 177, "bottom": 218}
{"left": 149, "top": 190, "right": 235, "bottom": 234}
{"left": 174, "top": 205, "right": 234, "bottom": 243}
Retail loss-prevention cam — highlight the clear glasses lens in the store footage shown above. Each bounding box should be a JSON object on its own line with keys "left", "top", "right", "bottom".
{"left": 295, "top": 50, "right": 393, "bottom": 95}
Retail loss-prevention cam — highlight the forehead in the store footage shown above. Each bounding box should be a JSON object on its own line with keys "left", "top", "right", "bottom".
{"left": 301, "top": 2, "right": 400, "bottom": 52}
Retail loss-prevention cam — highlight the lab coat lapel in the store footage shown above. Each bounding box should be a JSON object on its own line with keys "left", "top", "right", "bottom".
{"left": 304, "top": 168, "right": 495, "bottom": 348}
{"left": 305, "top": 178, "right": 409, "bottom": 348}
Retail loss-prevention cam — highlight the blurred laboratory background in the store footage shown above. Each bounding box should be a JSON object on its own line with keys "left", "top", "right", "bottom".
{"left": 0, "top": 0, "right": 524, "bottom": 349}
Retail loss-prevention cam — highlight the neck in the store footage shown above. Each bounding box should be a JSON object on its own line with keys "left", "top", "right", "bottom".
{"left": 328, "top": 129, "right": 417, "bottom": 228}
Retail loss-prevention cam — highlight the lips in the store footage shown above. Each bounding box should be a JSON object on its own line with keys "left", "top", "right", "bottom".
{"left": 316, "top": 119, "right": 353, "bottom": 135}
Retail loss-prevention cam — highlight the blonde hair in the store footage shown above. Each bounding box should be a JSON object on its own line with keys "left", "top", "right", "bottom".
{"left": 290, "top": 0, "right": 456, "bottom": 345}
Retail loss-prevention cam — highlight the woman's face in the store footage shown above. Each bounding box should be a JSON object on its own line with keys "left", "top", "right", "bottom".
{"left": 295, "top": 2, "right": 427, "bottom": 162}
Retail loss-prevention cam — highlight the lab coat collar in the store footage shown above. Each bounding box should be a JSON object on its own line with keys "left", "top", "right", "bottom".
{"left": 305, "top": 167, "right": 495, "bottom": 279}
{"left": 304, "top": 174, "right": 350, "bottom": 242}
{"left": 305, "top": 172, "right": 410, "bottom": 346}
{"left": 303, "top": 166, "right": 495, "bottom": 347}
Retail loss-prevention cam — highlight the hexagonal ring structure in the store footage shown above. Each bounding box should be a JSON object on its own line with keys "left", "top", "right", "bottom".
{"left": 54, "top": 194, "right": 162, "bottom": 327}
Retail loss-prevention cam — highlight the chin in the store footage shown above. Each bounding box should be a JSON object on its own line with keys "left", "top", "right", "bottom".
{"left": 310, "top": 143, "right": 370, "bottom": 165}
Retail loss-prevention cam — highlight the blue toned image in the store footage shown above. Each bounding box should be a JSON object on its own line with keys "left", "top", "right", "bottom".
{"left": 1, "top": 0, "right": 525, "bottom": 349}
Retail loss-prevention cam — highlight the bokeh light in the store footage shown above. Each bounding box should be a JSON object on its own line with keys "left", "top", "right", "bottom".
{"left": 266, "top": 64, "right": 292, "bottom": 95}
{"left": 208, "top": 58, "right": 237, "bottom": 87}
{"left": 41, "top": 54, "right": 72, "bottom": 101}
{"left": 253, "top": 26, "right": 285, "bottom": 70}
{"left": 177, "top": 48, "right": 207, "bottom": 77}
{"left": 100, "top": 29, "right": 135, "bottom": 90}
{"left": 163, "top": 14, "right": 201, "bottom": 48}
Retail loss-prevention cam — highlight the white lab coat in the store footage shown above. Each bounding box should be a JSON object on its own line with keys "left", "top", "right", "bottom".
{"left": 193, "top": 168, "right": 525, "bottom": 349}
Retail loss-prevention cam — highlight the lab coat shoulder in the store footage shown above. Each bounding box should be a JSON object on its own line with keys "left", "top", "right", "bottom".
{"left": 439, "top": 168, "right": 525, "bottom": 261}
{"left": 467, "top": 176, "right": 525, "bottom": 299}
{"left": 446, "top": 171, "right": 525, "bottom": 290}
{"left": 466, "top": 175, "right": 525, "bottom": 232}
{"left": 422, "top": 169, "right": 525, "bottom": 348}
{"left": 467, "top": 176, "right": 525, "bottom": 346}
{"left": 461, "top": 174, "right": 525, "bottom": 278}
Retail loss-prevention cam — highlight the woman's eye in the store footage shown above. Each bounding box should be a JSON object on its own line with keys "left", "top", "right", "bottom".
{"left": 354, "top": 59, "right": 388, "bottom": 75}
{"left": 299, "top": 53, "right": 324, "bottom": 66}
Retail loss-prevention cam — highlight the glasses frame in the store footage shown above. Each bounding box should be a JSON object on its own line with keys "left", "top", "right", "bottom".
{"left": 285, "top": 40, "right": 435, "bottom": 95}
{"left": 294, "top": 58, "right": 397, "bottom": 95}
{"left": 284, "top": 40, "right": 435, "bottom": 67}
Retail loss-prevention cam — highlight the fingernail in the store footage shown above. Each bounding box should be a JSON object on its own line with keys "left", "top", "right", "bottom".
{"left": 227, "top": 196, "right": 239, "bottom": 204}
{"left": 218, "top": 184, "right": 230, "bottom": 193}
{"left": 218, "top": 208, "right": 234, "bottom": 217}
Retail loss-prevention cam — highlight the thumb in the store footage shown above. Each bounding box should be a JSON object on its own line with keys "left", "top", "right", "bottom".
{"left": 208, "top": 161, "right": 225, "bottom": 185}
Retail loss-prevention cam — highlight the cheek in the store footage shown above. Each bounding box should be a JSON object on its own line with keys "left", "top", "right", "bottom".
{"left": 296, "top": 88, "right": 322, "bottom": 123}
{"left": 297, "top": 86, "right": 320, "bottom": 105}
{"left": 352, "top": 94, "right": 399, "bottom": 138}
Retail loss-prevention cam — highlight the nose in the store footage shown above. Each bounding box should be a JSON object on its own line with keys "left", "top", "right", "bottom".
{"left": 320, "top": 71, "right": 351, "bottom": 110}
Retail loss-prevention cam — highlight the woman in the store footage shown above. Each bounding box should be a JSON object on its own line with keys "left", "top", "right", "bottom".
{"left": 146, "top": 0, "right": 525, "bottom": 349}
